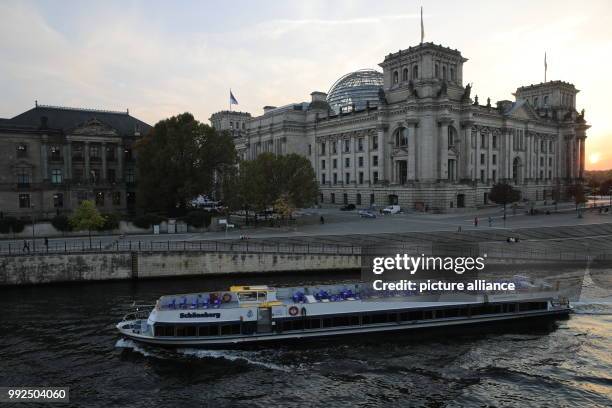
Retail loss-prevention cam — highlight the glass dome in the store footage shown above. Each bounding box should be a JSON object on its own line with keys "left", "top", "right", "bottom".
{"left": 326, "top": 69, "right": 384, "bottom": 114}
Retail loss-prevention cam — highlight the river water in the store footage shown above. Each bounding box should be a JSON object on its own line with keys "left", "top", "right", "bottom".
{"left": 0, "top": 272, "right": 610, "bottom": 407}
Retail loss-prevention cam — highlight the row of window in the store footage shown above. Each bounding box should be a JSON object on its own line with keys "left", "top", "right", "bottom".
{"left": 14, "top": 144, "right": 133, "bottom": 161}
{"left": 321, "top": 171, "right": 379, "bottom": 186}
{"left": 153, "top": 302, "right": 549, "bottom": 337}
{"left": 319, "top": 136, "right": 378, "bottom": 156}
{"left": 13, "top": 168, "right": 135, "bottom": 185}
{"left": 322, "top": 192, "right": 375, "bottom": 205}
{"left": 391, "top": 63, "right": 457, "bottom": 85}
{"left": 16, "top": 191, "right": 129, "bottom": 209}
{"left": 321, "top": 155, "right": 379, "bottom": 170}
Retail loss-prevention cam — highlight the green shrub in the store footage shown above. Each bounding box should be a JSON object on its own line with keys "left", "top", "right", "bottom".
{"left": 0, "top": 218, "right": 11, "bottom": 234}
{"left": 51, "top": 215, "right": 73, "bottom": 232}
{"left": 0, "top": 217, "right": 25, "bottom": 234}
{"left": 184, "top": 211, "right": 212, "bottom": 228}
{"left": 133, "top": 214, "right": 166, "bottom": 229}
{"left": 99, "top": 213, "right": 121, "bottom": 231}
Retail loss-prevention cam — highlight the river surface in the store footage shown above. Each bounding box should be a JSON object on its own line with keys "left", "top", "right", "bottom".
{"left": 0, "top": 272, "right": 610, "bottom": 408}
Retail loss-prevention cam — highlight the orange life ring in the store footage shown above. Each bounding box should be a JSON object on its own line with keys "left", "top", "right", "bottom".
{"left": 222, "top": 293, "right": 232, "bottom": 303}
{"left": 288, "top": 306, "right": 299, "bottom": 316}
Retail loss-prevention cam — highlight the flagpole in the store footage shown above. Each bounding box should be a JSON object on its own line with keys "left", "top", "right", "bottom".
{"left": 420, "top": 6, "right": 424, "bottom": 44}
{"left": 544, "top": 52, "right": 547, "bottom": 83}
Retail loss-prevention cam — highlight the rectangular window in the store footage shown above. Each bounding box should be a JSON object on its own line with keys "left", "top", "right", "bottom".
{"left": 345, "top": 158, "right": 350, "bottom": 168}
{"left": 321, "top": 174, "right": 326, "bottom": 184}
{"left": 126, "top": 192, "right": 136, "bottom": 205}
{"left": 372, "top": 135, "right": 378, "bottom": 149}
{"left": 331, "top": 193, "right": 335, "bottom": 204}
{"left": 344, "top": 139, "right": 350, "bottom": 153}
{"left": 53, "top": 193, "right": 64, "bottom": 208}
{"left": 333, "top": 159, "right": 337, "bottom": 169}
{"left": 480, "top": 154, "right": 485, "bottom": 165}
{"left": 356, "top": 193, "right": 362, "bottom": 205}
{"left": 372, "top": 155, "right": 378, "bottom": 166}
{"left": 91, "top": 169, "right": 100, "bottom": 184}
{"left": 359, "top": 172, "right": 364, "bottom": 184}
{"left": 492, "top": 135, "right": 497, "bottom": 149}
{"left": 89, "top": 145, "right": 100, "bottom": 161}
{"left": 358, "top": 138, "right": 364, "bottom": 151}
{"left": 51, "top": 169, "right": 62, "bottom": 184}
{"left": 373, "top": 171, "right": 379, "bottom": 183}
{"left": 112, "top": 191, "right": 121, "bottom": 206}
{"left": 345, "top": 172, "right": 350, "bottom": 184}
{"left": 124, "top": 147, "right": 133, "bottom": 161}
{"left": 358, "top": 156, "right": 364, "bottom": 167}
{"left": 107, "top": 169, "right": 116, "bottom": 183}
{"left": 321, "top": 142, "right": 326, "bottom": 155}
{"left": 17, "top": 168, "right": 30, "bottom": 187}
{"left": 492, "top": 170, "right": 497, "bottom": 182}
{"left": 480, "top": 170, "right": 485, "bottom": 182}
{"left": 370, "top": 193, "right": 375, "bottom": 204}
{"left": 106, "top": 145, "right": 116, "bottom": 161}
{"left": 333, "top": 173, "right": 337, "bottom": 184}
{"left": 549, "top": 157, "right": 553, "bottom": 166}
{"left": 492, "top": 154, "right": 497, "bottom": 165}
{"left": 321, "top": 160, "right": 326, "bottom": 170}
{"left": 343, "top": 193, "right": 348, "bottom": 204}
{"left": 308, "top": 144, "right": 312, "bottom": 155}
{"left": 125, "top": 168, "right": 135, "bottom": 184}
{"left": 19, "top": 194, "right": 30, "bottom": 208}
{"left": 73, "top": 168, "right": 83, "bottom": 183}
{"left": 332, "top": 141, "right": 337, "bottom": 154}
{"left": 540, "top": 157, "right": 544, "bottom": 166}
{"left": 481, "top": 134, "right": 486, "bottom": 148}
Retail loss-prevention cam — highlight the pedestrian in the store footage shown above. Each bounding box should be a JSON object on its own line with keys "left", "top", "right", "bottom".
{"left": 474, "top": 217, "right": 479, "bottom": 227}
{"left": 457, "top": 226, "right": 462, "bottom": 232}
{"left": 488, "top": 216, "right": 492, "bottom": 227}
{"left": 320, "top": 216, "right": 325, "bottom": 225}
{"left": 44, "top": 237, "right": 49, "bottom": 250}
{"left": 22, "top": 240, "right": 30, "bottom": 253}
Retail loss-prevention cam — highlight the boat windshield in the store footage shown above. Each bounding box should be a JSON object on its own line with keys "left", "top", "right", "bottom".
{"left": 237, "top": 291, "right": 266, "bottom": 302}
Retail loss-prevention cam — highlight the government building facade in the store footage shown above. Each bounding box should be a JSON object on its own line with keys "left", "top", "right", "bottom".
{"left": 0, "top": 104, "right": 151, "bottom": 218}
{"left": 212, "top": 42, "right": 589, "bottom": 211}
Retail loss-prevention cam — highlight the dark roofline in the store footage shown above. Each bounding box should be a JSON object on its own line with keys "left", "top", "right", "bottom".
{"left": 34, "top": 103, "right": 130, "bottom": 115}
{"left": 516, "top": 80, "right": 577, "bottom": 91}
{"left": 383, "top": 42, "right": 465, "bottom": 61}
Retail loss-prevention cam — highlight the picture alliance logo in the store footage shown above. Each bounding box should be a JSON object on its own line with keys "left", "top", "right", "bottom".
{"left": 371, "top": 254, "right": 487, "bottom": 275}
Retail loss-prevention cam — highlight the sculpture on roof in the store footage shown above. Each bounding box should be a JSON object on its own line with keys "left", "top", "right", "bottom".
{"left": 461, "top": 83, "right": 472, "bottom": 102}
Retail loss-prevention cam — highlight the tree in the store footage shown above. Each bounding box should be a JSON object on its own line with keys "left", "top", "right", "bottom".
{"left": 136, "top": 113, "right": 236, "bottom": 215}
{"left": 567, "top": 183, "right": 587, "bottom": 211}
{"left": 488, "top": 182, "right": 521, "bottom": 220}
{"left": 70, "top": 200, "right": 105, "bottom": 247}
{"left": 274, "top": 193, "right": 295, "bottom": 225}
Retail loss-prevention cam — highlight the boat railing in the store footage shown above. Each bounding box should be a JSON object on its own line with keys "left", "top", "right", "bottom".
{"left": 122, "top": 304, "right": 154, "bottom": 322}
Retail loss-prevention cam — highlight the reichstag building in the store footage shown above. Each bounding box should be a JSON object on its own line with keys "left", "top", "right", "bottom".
{"left": 213, "top": 42, "right": 589, "bottom": 211}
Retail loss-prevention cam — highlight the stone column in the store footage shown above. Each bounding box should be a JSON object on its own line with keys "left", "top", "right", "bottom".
{"left": 363, "top": 132, "right": 370, "bottom": 183}
{"left": 376, "top": 125, "right": 386, "bottom": 182}
{"left": 352, "top": 136, "right": 357, "bottom": 186}
{"left": 407, "top": 120, "right": 418, "bottom": 180}
{"left": 474, "top": 128, "right": 480, "bottom": 182}
{"left": 461, "top": 122, "right": 473, "bottom": 180}
{"left": 40, "top": 139, "right": 49, "bottom": 181}
{"left": 84, "top": 142, "right": 90, "bottom": 182}
{"left": 438, "top": 121, "right": 450, "bottom": 180}
{"left": 64, "top": 142, "right": 71, "bottom": 180}
{"left": 579, "top": 137, "right": 585, "bottom": 179}
{"left": 101, "top": 142, "right": 107, "bottom": 181}
{"left": 116, "top": 144, "right": 123, "bottom": 182}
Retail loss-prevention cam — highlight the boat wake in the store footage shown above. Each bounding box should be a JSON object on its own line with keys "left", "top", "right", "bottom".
{"left": 572, "top": 300, "right": 612, "bottom": 315}
{"left": 115, "top": 339, "right": 290, "bottom": 371}
{"left": 177, "top": 348, "right": 291, "bottom": 372}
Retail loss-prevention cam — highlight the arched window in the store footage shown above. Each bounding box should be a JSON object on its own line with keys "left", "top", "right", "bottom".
{"left": 543, "top": 95, "right": 549, "bottom": 106}
{"left": 450, "top": 67, "right": 456, "bottom": 81}
{"left": 435, "top": 64, "right": 439, "bottom": 78}
{"left": 402, "top": 68, "right": 409, "bottom": 81}
{"left": 512, "top": 157, "right": 522, "bottom": 183}
{"left": 533, "top": 97, "right": 539, "bottom": 107}
{"left": 393, "top": 71, "right": 399, "bottom": 84}
{"left": 394, "top": 127, "right": 409, "bottom": 147}
{"left": 412, "top": 65, "right": 419, "bottom": 80}
{"left": 442, "top": 66, "right": 447, "bottom": 80}
{"left": 447, "top": 126, "right": 457, "bottom": 147}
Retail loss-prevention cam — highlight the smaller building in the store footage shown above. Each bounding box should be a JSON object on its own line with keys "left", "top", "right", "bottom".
{"left": 0, "top": 103, "right": 151, "bottom": 218}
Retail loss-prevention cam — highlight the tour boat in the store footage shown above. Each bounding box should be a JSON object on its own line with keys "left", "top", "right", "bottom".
{"left": 117, "top": 282, "right": 571, "bottom": 347}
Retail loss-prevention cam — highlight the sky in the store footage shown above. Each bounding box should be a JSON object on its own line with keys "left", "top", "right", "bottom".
{"left": 1, "top": 0, "right": 611, "bottom": 170}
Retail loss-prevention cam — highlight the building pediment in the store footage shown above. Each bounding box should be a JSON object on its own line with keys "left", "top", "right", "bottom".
{"left": 69, "top": 118, "right": 119, "bottom": 137}
{"left": 503, "top": 100, "right": 539, "bottom": 121}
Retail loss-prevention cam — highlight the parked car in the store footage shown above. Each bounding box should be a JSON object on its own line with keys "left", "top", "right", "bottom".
{"left": 358, "top": 210, "right": 377, "bottom": 218}
{"left": 340, "top": 204, "right": 356, "bottom": 211}
{"left": 382, "top": 205, "right": 401, "bottom": 214}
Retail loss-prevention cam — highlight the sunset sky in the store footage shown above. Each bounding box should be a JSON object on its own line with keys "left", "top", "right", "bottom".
{"left": 1, "top": 0, "right": 611, "bottom": 170}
